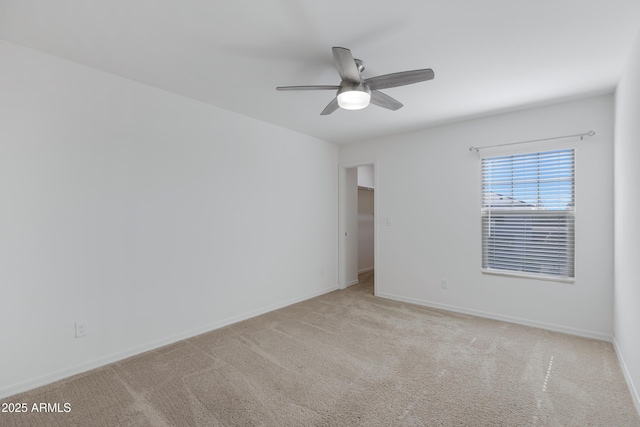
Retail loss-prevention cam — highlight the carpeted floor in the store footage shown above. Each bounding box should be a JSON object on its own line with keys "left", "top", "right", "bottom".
{"left": 1, "top": 271, "right": 639, "bottom": 426}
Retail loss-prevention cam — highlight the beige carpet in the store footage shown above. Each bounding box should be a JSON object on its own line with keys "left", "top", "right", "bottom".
{"left": 2, "top": 271, "right": 639, "bottom": 426}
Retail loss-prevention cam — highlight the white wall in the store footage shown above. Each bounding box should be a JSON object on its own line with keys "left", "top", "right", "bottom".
{"left": 0, "top": 41, "right": 339, "bottom": 398}
{"left": 614, "top": 30, "right": 640, "bottom": 414}
{"left": 358, "top": 188, "right": 374, "bottom": 273}
{"left": 357, "top": 164, "right": 375, "bottom": 189}
{"left": 340, "top": 95, "right": 614, "bottom": 339}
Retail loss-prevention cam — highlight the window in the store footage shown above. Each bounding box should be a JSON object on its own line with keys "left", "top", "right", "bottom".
{"left": 481, "top": 149, "right": 575, "bottom": 280}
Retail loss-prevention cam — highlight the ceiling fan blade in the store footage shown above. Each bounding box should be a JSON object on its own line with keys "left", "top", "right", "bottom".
{"left": 366, "top": 69, "right": 434, "bottom": 90}
{"left": 320, "top": 98, "right": 339, "bottom": 115}
{"left": 276, "top": 85, "right": 340, "bottom": 91}
{"left": 370, "top": 90, "right": 403, "bottom": 111}
{"left": 332, "top": 47, "right": 361, "bottom": 83}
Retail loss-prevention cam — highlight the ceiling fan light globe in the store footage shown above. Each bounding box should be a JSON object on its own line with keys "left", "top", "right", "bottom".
{"left": 337, "top": 91, "right": 371, "bottom": 110}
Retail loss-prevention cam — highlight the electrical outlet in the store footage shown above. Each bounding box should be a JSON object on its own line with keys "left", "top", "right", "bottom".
{"left": 75, "top": 322, "right": 87, "bottom": 338}
{"left": 441, "top": 279, "right": 448, "bottom": 289}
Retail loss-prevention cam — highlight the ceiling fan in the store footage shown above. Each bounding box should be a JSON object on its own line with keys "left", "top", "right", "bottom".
{"left": 276, "top": 47, "right": 434, "bottom": 115}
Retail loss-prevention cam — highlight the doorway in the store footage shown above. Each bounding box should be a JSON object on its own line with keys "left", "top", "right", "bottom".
{"left": 338, "top": 162, "right": 377, "bottom": 295}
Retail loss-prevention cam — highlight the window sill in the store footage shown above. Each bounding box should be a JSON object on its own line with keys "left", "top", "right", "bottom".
{"left": 481, "top": 268, "right": 575, "bottom": 284}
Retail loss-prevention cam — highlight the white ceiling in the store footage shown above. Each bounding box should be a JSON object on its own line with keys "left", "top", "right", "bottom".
{"left": 2, "top": 1, "right": 640, "bottom": 144}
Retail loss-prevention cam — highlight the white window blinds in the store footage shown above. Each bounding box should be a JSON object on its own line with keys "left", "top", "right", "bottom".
{"left": 481, "top": 149, "right": 575, "bottom": 279}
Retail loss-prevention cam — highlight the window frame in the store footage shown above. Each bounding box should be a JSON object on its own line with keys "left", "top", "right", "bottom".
{"left": 480, "top": 148, "right": 576, "bottom": 283}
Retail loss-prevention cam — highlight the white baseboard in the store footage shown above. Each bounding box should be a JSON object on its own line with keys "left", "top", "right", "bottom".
{"left": 358, "top": 267, "right": 374, "bottom": 274}
{"left": 613, "top": 338, "right": 640, "bottom": 418}
{"left": 376, "top": 292, "right": 613, "bottom": 342}
{"left": 345, "top": 279, "right": 359, "bottom": 287}
{"left": 0, "top": 286, "right": 338, "bottom": 400}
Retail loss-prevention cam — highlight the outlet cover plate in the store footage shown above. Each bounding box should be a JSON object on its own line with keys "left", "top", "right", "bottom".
{"left": 75, "top": 322, "right": 87, "bottom": 338}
